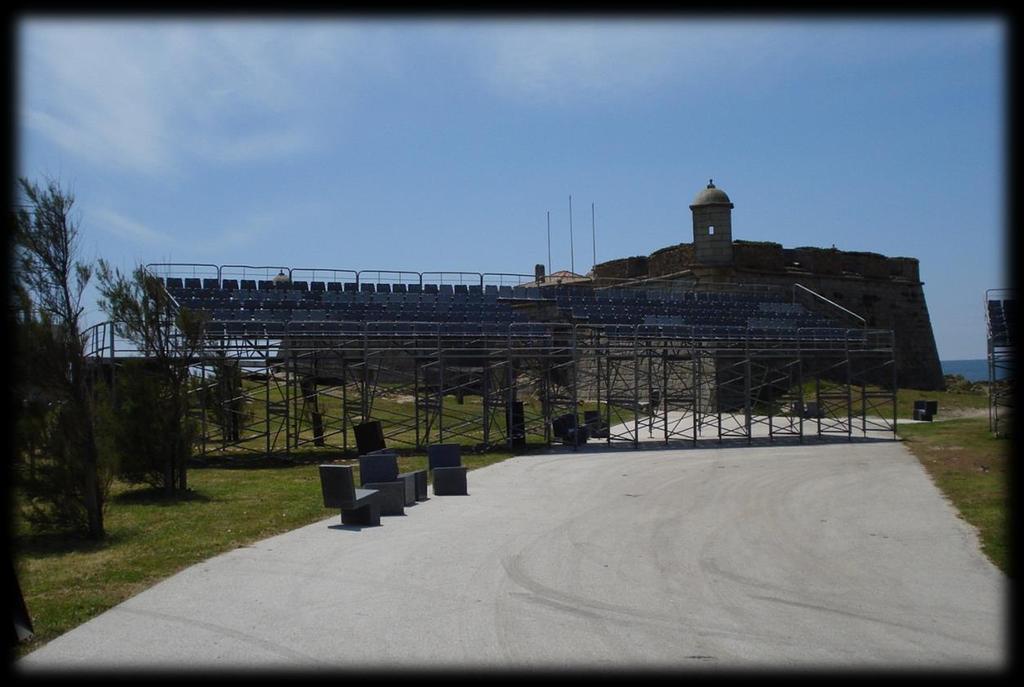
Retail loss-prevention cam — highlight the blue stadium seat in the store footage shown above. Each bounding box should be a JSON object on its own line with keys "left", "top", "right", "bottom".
{"left": 239, "top": 279, "right": 256, "bottom": 291}
{"left": 360, "top": 283, "right": 375, "bottom": 293}
{"left": 310, "top": 281, "right": 325, "bottom": 292}
{"left": 326, "top": 281, "right": 343, "bottom": 292}
{"left": 343, "top": 282, "right": 358, "bottom": 292}
{"left": 423, "top": 284, "right": 439, "bottom": 294}
{"left": 184, "top": 278, "right": 202, "bottom": 289}
{"left": 165, "top": 277, "right": 183, "bottom": 289}
{"left": 392, "top": 283, "right": 407, "bottom": 293}
{"left": 376, "top": 283, "right": 391, "bottom": 293}
{"left": 202, "top": 278, "right": 219, "bottom": 290}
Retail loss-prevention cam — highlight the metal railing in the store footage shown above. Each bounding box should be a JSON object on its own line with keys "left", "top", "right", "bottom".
{"left": 793, "top": 283, "right": 866, "bottom": 328}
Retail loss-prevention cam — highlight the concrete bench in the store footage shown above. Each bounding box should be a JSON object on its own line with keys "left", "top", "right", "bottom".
{"left": 359, "top": 450, "right": 428, "bottom": 512}
{"left": 318, "top": 464, "right": 382, "bottom": 526}
{"left": 404, "top": 468, "right": 429, "bottom": 501}
{"left": 358, "top": 452, "right": 409, "bottom": 515}
{"left": 354, "top": 420, "right": 386, "bottom": 454}
{"left": 584, "top": 410, "right": 609, "bottom": 439}
{"left": 913, "top": 400, "right": 937, "bottom": 421}
{"left": 364, "top": 448, "right": 429, "bottom": 502}
{"left": 427, "top": 444, "right": 468, "bottom": 496}
{"left": 552, "top": 413, "right": 589, "bottom": 445}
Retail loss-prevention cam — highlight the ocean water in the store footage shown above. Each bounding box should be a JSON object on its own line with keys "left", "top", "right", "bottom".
{"left": 941, "top": 359, "right": 1011, "bottom": 382}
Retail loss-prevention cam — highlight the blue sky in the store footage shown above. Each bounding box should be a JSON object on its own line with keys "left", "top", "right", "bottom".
{"left": 16, "top": 16, "right": 1006, "bottom": 360}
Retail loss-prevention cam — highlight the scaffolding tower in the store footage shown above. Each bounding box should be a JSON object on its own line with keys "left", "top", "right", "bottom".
{"left": 985, "top": 288, "right": 1015, "bottom": 437}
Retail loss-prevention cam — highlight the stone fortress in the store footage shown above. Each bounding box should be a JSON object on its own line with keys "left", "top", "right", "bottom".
{"left": 591, "top": 180, "right": 945, "bottom": 390}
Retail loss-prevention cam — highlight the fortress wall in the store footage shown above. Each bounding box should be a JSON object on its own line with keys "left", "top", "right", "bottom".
{"left": 887, "top": 257, "right": 920, "bottom": 281}
{"left": 725, "top": 268, "right": 944, "bottom": 389}
{"left": 598, "top": 235, "right": 942, "bottom": 389}
{"left": 733, "top": 240, "right": 787, "bottom": 272}
{"left": 787, "top": 246, "right": 845, "bottom": 275}
{"left": 647, "top": 243, "right": 695, "bottom": 277}
{"left": 839, "top": 251, "right": 891, "bottom": 280}
{"left": 592, "top": 255, "right": 650, "bottom": 284}
{"left": 808, "top": 274, "right": 942, "bottom": 390}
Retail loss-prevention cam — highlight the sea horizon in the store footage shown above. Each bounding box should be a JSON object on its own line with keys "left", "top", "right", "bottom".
{"left": 941, "top": 358, "right": 1011, "bottom": 382}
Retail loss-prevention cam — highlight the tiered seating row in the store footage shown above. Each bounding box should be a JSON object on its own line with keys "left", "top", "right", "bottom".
{"left": 164, "top": 282, "right": 531, "bottom": 325}
{"left": 547, "top": 285, "right": 832, "bottom": 329}
{"left": 163, "top": 277, "right": 538, "bottom": 298}
{"left": 987, "top": 299, "right": 1016, "bottom": 347}
{"left": 160, "top": 278, "right": 840, "bottom": 335}
{"left": 200, "top": 320, "right": 555, "bottom": 339}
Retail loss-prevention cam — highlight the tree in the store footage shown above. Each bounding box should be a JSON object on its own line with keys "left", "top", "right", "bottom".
{"left": 12, "top": 177, "right": 107, "bottom": 539}
{"left": 96, "top": 262, "right": 207, "bottom": 495}
{"left": 201, "top": 352, "right": 249, "bottom": 445}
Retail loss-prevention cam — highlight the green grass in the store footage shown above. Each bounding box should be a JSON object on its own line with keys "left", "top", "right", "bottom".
{"left": 893, "top": 386, "right": 989, "bottom": 419}
{"left": 897, "top": 417, "right": 1009, "bottom": 575}
{"left": 11, "top": 448, "right": 527, "bottom": 659}
{"left": 792, "top": 380, "right": 989, "bottom": 420}
{"left": 196, "top": 380, "right": 638, "bottom": 455}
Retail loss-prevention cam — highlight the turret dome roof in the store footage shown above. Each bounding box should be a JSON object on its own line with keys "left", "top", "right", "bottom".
{"left": 691, "top": 179, "right": 732, "bottom": 206}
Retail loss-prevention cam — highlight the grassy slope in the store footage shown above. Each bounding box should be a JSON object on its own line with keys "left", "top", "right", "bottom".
{"left": 896, "top": 417, "right": 1010, "bottom": 575}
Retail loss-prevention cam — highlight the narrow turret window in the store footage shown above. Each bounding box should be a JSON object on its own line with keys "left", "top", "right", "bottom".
{"left": 708, "top": 225, "right": 715, "bottom": 235}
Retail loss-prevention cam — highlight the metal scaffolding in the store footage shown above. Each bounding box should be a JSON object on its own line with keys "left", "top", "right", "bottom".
{"left": 86, "top": 322, "right": 895, "bottom": 458}
{"left": 82, "top": 263, "right": 899, "bottom": 457}
{"left": 985, "top": 289, "right": 1014, "bottom": 437}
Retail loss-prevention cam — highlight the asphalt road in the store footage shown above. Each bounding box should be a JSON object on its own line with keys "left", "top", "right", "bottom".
{"left": 17, "top": 437, "right": 1006, "bottom": 672}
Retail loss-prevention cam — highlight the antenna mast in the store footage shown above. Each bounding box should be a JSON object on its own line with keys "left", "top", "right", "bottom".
{"left": 569, "top": 194, "right": 575, "bottom": 275}
{"left": 546, "top": 211, "right": 552, "bottom": 275}
{"left": 591, "top": 202, "right": 596, "bottom": 273}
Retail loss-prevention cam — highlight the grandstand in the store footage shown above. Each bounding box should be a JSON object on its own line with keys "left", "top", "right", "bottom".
{"left": 75, "top": 261, "right": 899, "bottom": 457}
{"left": 985, "top": 289, "right": 1015, "bottom": 436}
{"left": 157, "top": 268, "right": 840, "bottom": 339}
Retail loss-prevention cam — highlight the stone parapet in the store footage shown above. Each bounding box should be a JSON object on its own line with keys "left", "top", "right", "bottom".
{"left": 592, "top": 255, "right": 649, "bottom": 282}
{"left": 734, "top": 240, "right": 786, "bottom": 271}
{"left": 648, "top": 243, "right": 695, "bottom": 277}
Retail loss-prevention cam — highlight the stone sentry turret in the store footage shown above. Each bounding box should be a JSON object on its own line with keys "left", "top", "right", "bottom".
{"left": 591, "top": 179, "right": 946, "bottom": 389}
{"left": 690, "top": 179, "right": 734, "bottom": 266}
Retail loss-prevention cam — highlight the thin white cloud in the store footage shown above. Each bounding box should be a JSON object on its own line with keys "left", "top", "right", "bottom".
{"left": 19, "top": 18, "right": 1000, "bottom": 174}
{"left": 462, "top": 20, "right": 787, "bottom": 104}
{"left": 191, "top": 128, "right": 315, "bottom": 164}
{"left": 21, "top": 28, "right": 171, "bottom": 172}
{"left": 18, "top": 20, "right": 399, "bottom": 176}
{"left": 461, "top": 19, "right": 1002, "bottom": 105}
{"left": 93, "top": 207, "right": 174, "bottom": 246}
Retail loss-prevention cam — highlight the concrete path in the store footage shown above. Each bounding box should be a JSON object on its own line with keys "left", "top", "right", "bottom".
{"left": 17, "top": 438, "right": 1006, "bottom": 672}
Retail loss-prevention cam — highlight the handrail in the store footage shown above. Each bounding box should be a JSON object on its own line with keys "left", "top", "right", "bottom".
{"left": 419, "top": 271, "right": 485, "bottom": 287}
{"left": 288, "top": 267, "right": 359, "bottom": 286}
{"left": 482, "top": 272, "right": 536, "bottom": 287}
{"left": 354, "top": 269, "right": 422, "bottom": 287}
{"left": 792, "top": 283, "right": 866, "bottom": 328}
{"left": 218, "top": 264, "right": 292, "bottom": 284}
{"left": 144, "top": 263, "right": 221, "bottom": 282}
{"left": 142, "top": 264, "right": 182, "bottom": 311}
